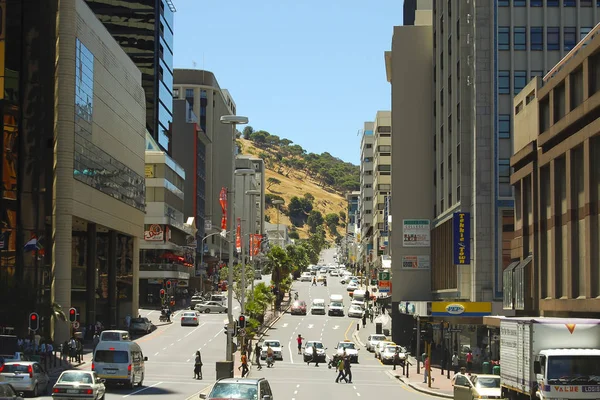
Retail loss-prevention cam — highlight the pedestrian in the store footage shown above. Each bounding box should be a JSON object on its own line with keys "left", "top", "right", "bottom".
{"left": 369, "top": 307, "right": 374, "bottom": 323}
{"left": 312, "top": 277, "right": 317, "bottom": 286}
{"left": 452, "top": 352, "right": 460, "bottom": 374}
{"left": 393, "top": 347, "right": 400, "bottom": 371}
{"left": 194, "top": 350, "right": 203, "bottom": 379}
{"left": 362, "top": 313, "right": 367, "bottom": 328}
{"left": 239, "top": 352, "right": 249, "bottom": 377}
{"left": 254, "top": 343, "right": 262, "bottom": 370}
{"left": 423, "top": 355, "right": 430, "bottom": 383}
{"left": 343, "top": 355, "right": 353, "bottom": 383}
{"left": 335, "top": 357, "right": 347, "bottom": 383}
{"left": 296, "top": 334, "right": 305, "bottom": 355}
{"left": 466, "top": 350, "right": 473, "bottom": 373}
{"left": 246, "top": 340, "right": 253, "bottom": 361}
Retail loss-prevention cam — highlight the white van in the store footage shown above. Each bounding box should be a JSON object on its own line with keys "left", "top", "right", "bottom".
{"left": 329, "top": 294, "right": 344, "bottom": 303}
{"left": 211, "top": 294, "right": 227, "bottom": 305}
{"left": 352, "top": 289, "right": 366, "bottom": 303}
{"left": 93, "top": 339, "right": 147, "bottom": 388}
{"left": 99, "top": 330, "right": 131, "bottom": 342}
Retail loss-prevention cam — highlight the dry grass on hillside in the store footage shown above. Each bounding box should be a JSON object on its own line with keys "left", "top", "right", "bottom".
{"left": 238, "top": 138, "right": 347, "bottom": 241}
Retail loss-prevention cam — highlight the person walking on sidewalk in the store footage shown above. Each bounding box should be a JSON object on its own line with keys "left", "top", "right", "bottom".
{"left": 194, "top": 351, "right": 203, "bottom": 379}
{"left": 466, "top": 350, "right": 473, "bottom": 373}
{"left": 254, "top": 343, "right": 262, "bottom": 370}
{"left": 239, "top": 352, "right": 249, "bottom": 377}
{"left": 362, "top": 313, "right": 367, "bottom": 329}
{"left": 452, "top": 352, "right": 460, "bottom": 374}
{"left": 423, "top": 355, "right": 430, "bottom": 383}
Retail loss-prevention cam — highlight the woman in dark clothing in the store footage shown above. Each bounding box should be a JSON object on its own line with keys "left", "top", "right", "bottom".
{"left": 194, "top": 350, "right": 203, "bottom": 379}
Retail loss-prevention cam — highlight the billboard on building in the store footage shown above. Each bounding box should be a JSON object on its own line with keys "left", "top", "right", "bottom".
{"left": 452, "top": 212, "right": 471, "bottom": 265}
{"left": 402, "top": 219, "right": 430, "bottom": 247}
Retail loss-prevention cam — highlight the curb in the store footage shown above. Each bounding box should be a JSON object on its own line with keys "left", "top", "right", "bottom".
{"left": 387, "top": 371, "right": 453, "bottom": 399}
{"left": 352, "top": 331, "right": 366, "bottom": 347}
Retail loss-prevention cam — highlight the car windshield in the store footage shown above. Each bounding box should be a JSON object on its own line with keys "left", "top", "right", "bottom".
{"left": 307, "top": 342, "right": 324, "bottom": 349}
{"left": 210, "top": 382, "right": 257, "bottom": 399}
{"left": 338, "top": 342, "right": 355, "bottom": 349}
{"left": 384, "top": 346, "right": 399, "bottom": 352}
{"left": 293, "top": 301, "right": 306, "bottom": 307}
{"left": 331, "top": 302, "right": 343, "bottom": 307}
{"left": 371, "top": 335, "right": 386, "bottom": 341}
{"left": 350, "top": 306, "right": 362, "bottom": 310}
{"left": 1, "top": 364, "right": 31, "bottom": 373}
{"left": 264, "top": 341, "right": 280, "bottom": 347}
{"left": 183, "top": 312, "right": 196, "bottom": 317}
{"left": 313, "top": 302, "right": 324, "bottom": 306}
{"left": 58, "top": 372, "right": 93, "bottom": 384}
{"left": 475, "top": 377, "right": 500, "bottom": 389}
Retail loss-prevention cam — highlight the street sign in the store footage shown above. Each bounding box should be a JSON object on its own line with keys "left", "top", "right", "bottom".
{"left": 370, "top": 279, "right": 378, "bottom": 286}
{"left": 378, "top": 271, "right": 390, "bottom": 281}
{"left": 238, "top": 328, "right": 246, "bottom": 337}
{"left": 72, "top": 321, "right": 80, "bottom": 329}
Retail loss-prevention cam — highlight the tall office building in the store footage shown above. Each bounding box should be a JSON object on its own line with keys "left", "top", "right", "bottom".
{"left": 85, "top": 0, "right": 176, "bottom": 153}
{"left": 430, "top": 1, "right": 600, "bottom": 308}
{"left": 371, "top": 111, "right": 392, "bottom": 268}
{"left": 359, "top": 123, "right": 374, "bottom": 267}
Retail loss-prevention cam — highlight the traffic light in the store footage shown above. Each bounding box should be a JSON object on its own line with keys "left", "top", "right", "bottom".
{"left": 159, "top": 289, "right": 166, "bottom": 299}
{"left": 166, "top": 280, "right": 172, "bottom": 290}
{"left": 68, "top": 308, "right": 77, "bottom": 323}
{"left": 29, "top": 313, "right": 39, "bottom": 331}
{"left": 238, "top": 315, "right": 246, "bottom": 329}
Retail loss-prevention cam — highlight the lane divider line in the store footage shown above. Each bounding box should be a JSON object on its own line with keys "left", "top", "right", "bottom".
{"left": 122, "top": 381, "right": 161, "bottom": 398}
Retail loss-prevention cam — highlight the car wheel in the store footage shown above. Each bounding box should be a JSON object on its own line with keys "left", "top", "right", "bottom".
{"left": 204, "top": 309, "right": 211, "bottom": 313}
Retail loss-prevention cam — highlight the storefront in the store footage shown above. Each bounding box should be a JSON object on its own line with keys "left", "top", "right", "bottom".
{"left": 393, "top": 301, "right": 431, "bottom": 352}
{"left": 429, "top": 301, "right": 493, "bottom": 370}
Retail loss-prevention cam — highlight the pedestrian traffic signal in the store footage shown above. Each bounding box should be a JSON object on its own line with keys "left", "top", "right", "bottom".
{"left": 68, "top": 308, "right": 77, "bottom": 322}
{"left": 159, "top": 289, "right": 166, "bottom": 299}
{"left": 166, "top": 280, "right": 172, "bottom": 290}
{"left": 238, "top": 315, "right": 246, "bottom": 329}
{"left": 29, "top": 312, "right": 39, "bottom": 331}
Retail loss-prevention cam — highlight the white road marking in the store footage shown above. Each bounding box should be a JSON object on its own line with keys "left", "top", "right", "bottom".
{"left": 213, "top": 331, "right": 221, "bottom": 338}
{"left": 185, "top": 322, "right": 206, "bottom": 338}
{"left": 187, "top": 358, "right": 190, "bottom": 362}
{"left": 163, "top": 347, "right": 167, "bottom": 350}
{"left": 353, "top": 386, "right": 357, "bottom": 390}
{"left": 296, "top": 384, "right": 300, "bottom": 388}
{"left": 154, "top": 352, "right": 159, "bottom": 356}
{"left": 287, "top": 342, "right": 294, "bottom": 364}
{"left": 294, "top": 391, "right": 298, "bottom": 394}
{"left": 177, "top": 339, "right": 182, "bottom": 342}
{"left": 357, "top": 393, "right": 361, "bottom": 397}
{"left": 333, "top": 325, "right": 340, "bottom": 330}
{"left": 170, "top": 343, "right": 175, "bottom": 346}
{"left": 203, "top": 343, "right": 207, "bottom": 346}
{"left": 147, "top": 310, "right": 154, "bottom": 316}
{"left": 122, "top": 381, "right": 162, "bottom": 398}
{"left": 308, "top": 324, "right": 314, "bottom": 329}
{"left": 282, "top": 323, "right": 288, "bottom": 328}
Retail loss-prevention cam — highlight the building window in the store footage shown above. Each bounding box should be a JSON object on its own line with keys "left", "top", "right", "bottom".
{"left": 499, "top": 27, "right": 510, "bottom": 50}
{"left": 499, "top": 159, "right": 511, "bottom": 183}
{"left": 173, "top": 88, "right": 179, "bottom": 97}
{"left": 498, "top": 0, "right": 509, "bottom": 5}
{"left": 563, "top": 0, "right": 575, "bottom": 5}
{"left": 581, "top": 0, "right": 592, "bottom": 5}
{"left": 531, "top": 27, "right": 543, "bottom": 50}
{"left": 564, "top": 27, "right": 577, "bottom": 51}
{"left": 546, "top": 0, "right": 559, "bottom": 4}
{"left": 514, "top": 27, "right": 526, "bottom": 50}
{"left": 531, "top": 0, "right": 542, "bottom": 6}
{"left": 75, "top": 38, "right": 94, "bottom": 137}
{"left": 547, "top": 27, "right": 560, "bottom": 50}
{"left": 499, "top": 115, "right": 511, "bottom": 139}
{"left": 514, "top": 71, "right": 527, "bottom": 94}
{"left": 581, "top": 27, "right": 592, "bottom": 40}
{"left": 514, "top": 0, "right": 526, "bottom": 5}
{"left": 499, "top": 70, "right": 510, "bottom": 94}
{"left": 531, "top": 70, "right": 544, "bottom": 79}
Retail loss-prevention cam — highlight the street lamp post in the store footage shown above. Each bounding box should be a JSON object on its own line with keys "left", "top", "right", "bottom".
{"left": 272, "top": 199, "right": 284, "bottom": 247}
{"left": 220, "top": 115, "right": 248, "bottom": 362}
{"left": 235, "top": 168, "right": 255, "bottom": 315}
{"left": 245, "top": 189, "right": 261, "bottom": 300}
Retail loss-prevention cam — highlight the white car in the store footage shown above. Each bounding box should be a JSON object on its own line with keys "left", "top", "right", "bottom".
{"left": 330, "top": 269, "right": 339, "bottom": 277}
{"left": 0, "top": 361, "right": 49, "bottom": 396}
{"left": 375, "top": 341, "right": 396, "bottom": 359}
{"left": 310, "top": 299, "right": 326, "bottom": 315}
{"left": 340, "top": 275, "right": 356, "bottom": 284}
{"left": 303, "top": 341, "right": 327, "bottom": 363}
{"left": 319, "top": 268, "right": 327, "bottom": 274}
{"left": 346, "top": 281, "right": 359, "bottom": 292}
{"left": 347, "top": 305, "right": 364, "bottom": 318}
{"left": 51, "top": 370, "right": 106, "bottom": 400}
{"left": 381, "top": 345, "right": 407, "bottom": 364}
{"left": 180, "top": 311, "right": 200, "bottom": 326}
{"left": 261, "top": 340, "right": 283, "bottom": 360}
{"left": 328, "top": 301, "right": 345, "bottom": 316}
{"left": 366, "top": 334, "right": 387, "bottom": 352}
{"left": 195, "top": 301, "right": 227, "bottom": 314}
{"left": 335, "top": 341, "right": 359, "bottom": 363}
{"left": 351, "top": 299, "right": 365, "bottom": 308}
{"left": 300, "top": 272, "right": 312, "bottom": 282}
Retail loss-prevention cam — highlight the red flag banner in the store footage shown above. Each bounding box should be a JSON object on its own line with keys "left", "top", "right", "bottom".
{"left": 249, "top": 234, "right": 255, "bottom": 257}
{"left": 219, "top": 187, "right": 227, "bottom": 233}
{"left": 254, "top": 234, "right": 263, "bottom": 256}
{"left": 236, "top": 218, "right": 241, "bottom": 254}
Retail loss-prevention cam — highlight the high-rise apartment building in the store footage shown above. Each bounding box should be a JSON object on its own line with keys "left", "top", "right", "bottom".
{"left": 372, "top": 111, "right": 392, "bottom": 268}
{"left": 430, "top": 1, "right": 600, "bottom": 308}
{"left": 85, "top": 0, "right": 176, "bottom": 153}
{"left": 172, "top": 70, "right": 237, "bottom": 278}
{"left": 359, "top": 123, "right": 374, "bottom": 267}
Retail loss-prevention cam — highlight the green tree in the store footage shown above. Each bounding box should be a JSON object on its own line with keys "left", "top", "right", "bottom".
{"left": 250, "top": 130, "right": 269, "bottom": 147}
{"left": 339, "top": 210, "right": 346, "bottom": 222}
{"left": 307, "top": 210, "right": 324, "bottom": 233}
{"left": 242, "top": 126, "right": 254, "bottom": 139}
{"left": 244, "top": 282, "right": 275, "bottom": 327}
{"left": 265, "top": 194, "right": 284, "bottom": 206}
{"left": 304, "top": 193, "right": 315, "bottom": 203}
{"left": 266, "top": 177, "right": 282, "bottom": 191}
{"left": 218, "top": 263, "right": 255, "bottom": 304}
{"left": 286, "top": 244, "right": 309, "bottom": 277}
{"left": 264, "top": 246, "right": 292, "bottom": 308}
{"left": 289, "top": 231, "right": 300, "bottom": 240}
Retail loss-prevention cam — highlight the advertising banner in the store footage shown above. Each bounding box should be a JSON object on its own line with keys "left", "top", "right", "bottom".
{"left": 402, "top": 219, "right": 430, "bottom": 247}
{"left": 378, "top": 280, "right": 391, "bottom": 293}
{"left": 144, "top": 224, "right": 164, "bottom": 241}
{"left": 401, "top": 255, "right": 431, "bottom": 269}
{"left": 236, "top": 218, "right": 241, "bottom": 254}
{"left": 219, "top": 187, "right": 227, "bottom": 234}
{"left": 452, "top": 212, "right": 471, "bottom": 265}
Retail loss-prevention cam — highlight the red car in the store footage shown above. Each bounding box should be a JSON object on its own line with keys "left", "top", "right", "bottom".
{"left": 291, "top": 300, "right": 307, "bottom": 315}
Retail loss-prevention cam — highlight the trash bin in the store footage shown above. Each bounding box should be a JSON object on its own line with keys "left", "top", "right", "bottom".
{"left": 482, "top": 362, "right": 491, "bottom": 374}
{"left": 492, "top": 365, "right": 500, "bottom": 376}
{"left": 376, "top": 323, "right": 382, "bottom": 335}
{"left": 216, "top": 361, "right": 234, "bottom": 380}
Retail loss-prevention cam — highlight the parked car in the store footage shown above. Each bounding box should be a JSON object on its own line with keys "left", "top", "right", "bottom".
{"left": 347, "top": 305, "right": 364, "bottom": 318}
{"left": 380, "top": 345, "right": 407, "bottom": 364}
{"left": 291, "top": 301, "right": 307, "bottom": 315}
{"left": 346, "top": 281, "right": 359, "bottom": 292}
{"left": 454, "top": 374, "right": 501, "bottom": 400}
{"left": 0, "top": 361, "right": 49, "bottom": 397}
{"left": 375, "top": 341, "right": 396, "bottom": 360}
{"left": 180, "top": 311, "right": 200, "bottom": 326}
{"left": 129, "top": 317, "right": 153, "bottom": 334}
{"left": 366, "top": 334, "right": 387, "bottom": 352}
{"left": 0, "top": 382, "right": 24, "bottom": 400}
{"left": 195, "top": 301, "right": 227, "bottom": 314}
{"left": 51, "top": 370, "right": 105, "bottom": 400}
{"left": 200, "top": 378, "right": 273, "bottom": 400}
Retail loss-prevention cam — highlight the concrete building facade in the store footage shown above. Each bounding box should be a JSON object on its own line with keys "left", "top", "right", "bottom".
{"left": 358, "top": 123, "right": 374, "bottom": 268}
{"left": 385, "top": 19, "right": 434, "bottom": 347}
{"left": 509, "top": 27, "right": 600, "bottom": 317}
{"left": 53, "top": 0, "right": 146, "bottom": 342}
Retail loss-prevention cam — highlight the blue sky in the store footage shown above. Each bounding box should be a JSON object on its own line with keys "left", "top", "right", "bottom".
{"left": 173, "top": 0, "right": 404, "bottom": 165}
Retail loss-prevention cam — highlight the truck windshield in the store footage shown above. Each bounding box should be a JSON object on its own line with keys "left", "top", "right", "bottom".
{"left": 547, "top": 355, "right": 600, "bottom": 383}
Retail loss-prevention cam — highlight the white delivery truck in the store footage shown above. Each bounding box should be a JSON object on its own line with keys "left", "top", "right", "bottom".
{"left": 500, "top": 317, "right": 600, "bottom": 400}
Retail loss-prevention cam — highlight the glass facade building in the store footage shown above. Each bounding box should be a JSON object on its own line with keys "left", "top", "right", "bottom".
{"left": 84, "top": 0, "right": 175, "bottom": 153}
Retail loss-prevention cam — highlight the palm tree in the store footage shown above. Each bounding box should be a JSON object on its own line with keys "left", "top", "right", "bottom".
{"left": 266, "top": 246, "right": 292, "bottom": 309}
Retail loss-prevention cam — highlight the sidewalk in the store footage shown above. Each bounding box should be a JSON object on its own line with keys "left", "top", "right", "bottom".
{"left": 46, "top": 344, "right": 94, "bottom": 377}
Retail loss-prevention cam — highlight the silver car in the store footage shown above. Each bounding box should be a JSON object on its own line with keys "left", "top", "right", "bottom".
{"left": 52, "top": 370, "right": 106, "bottom": 400}
{"left": 180, "top": 311, "right": 200, "bottom": 326}
{"left": 195, "top": 301, "right": 227, "bottom": 314}
{"left": 0, "top": 361, "right": 49, "bottom": 397}
{"left": 366, "top": 334, "right": 387, "bottom": 352}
